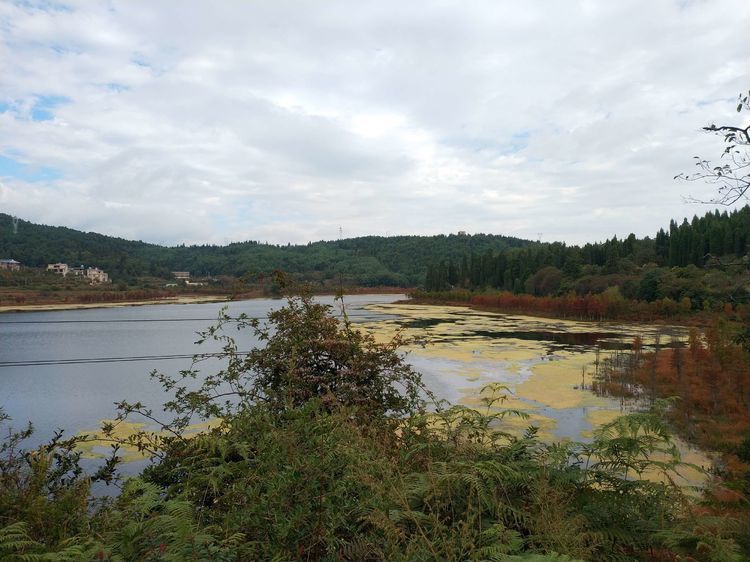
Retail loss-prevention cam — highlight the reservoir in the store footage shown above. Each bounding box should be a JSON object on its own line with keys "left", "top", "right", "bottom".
{"left": 0, "top": 294, "right": 706, "bottom": 483}
{"left": 0, "top": 295, "right": 401, "bottom": 446}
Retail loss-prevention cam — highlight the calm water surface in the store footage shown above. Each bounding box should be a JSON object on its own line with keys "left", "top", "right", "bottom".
{"left": 0, "top": 295, "right": 401, "bottom": 446}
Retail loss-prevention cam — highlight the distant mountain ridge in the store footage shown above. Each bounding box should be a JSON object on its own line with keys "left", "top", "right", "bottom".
{"left": 0, "top": 214, "right": 532, "bottom": 286}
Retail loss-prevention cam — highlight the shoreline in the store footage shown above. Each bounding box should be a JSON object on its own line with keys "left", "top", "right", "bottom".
{"left": 0, "top": 289, "right": 411, "bottom": 314}
{"left": 402, "top": 297, "right": 709, "bottom": 328}
{"left": 0, "top": 294, "right": 231, "bottom": 313}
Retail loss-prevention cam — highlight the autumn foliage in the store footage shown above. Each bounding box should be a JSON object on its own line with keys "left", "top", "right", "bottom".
{"left": 609, "top": 326, "right": 749, "bottom": 446}
{"left": 412, "top": 288, "right": 700, "bottom": 322}
{"left": 595, "top": 319, "right": 750, "bottom": 548}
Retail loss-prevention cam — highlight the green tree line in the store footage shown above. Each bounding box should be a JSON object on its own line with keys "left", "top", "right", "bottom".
{"left": 2, "top": 206, "right": 749, "bottom": 297}
{"left": 0, "top": 214, "right": 528, "bottom": 286}
{"left": 425, "top": 206, "right": 750, "bottom": 308}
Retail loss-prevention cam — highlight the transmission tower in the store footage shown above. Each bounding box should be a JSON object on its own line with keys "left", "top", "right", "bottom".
{"left": 11, "top": 215, "right": 19, "bottom": 235}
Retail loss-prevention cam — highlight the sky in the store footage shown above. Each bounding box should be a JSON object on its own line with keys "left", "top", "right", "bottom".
{"left": 0, "top": 0, "right": 748, "bottom": 246}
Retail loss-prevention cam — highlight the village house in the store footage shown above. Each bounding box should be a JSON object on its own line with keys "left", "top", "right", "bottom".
{"left": 47, "top": 262, "right": 70, "bottom": 276}
{"left": 0, "top": 258, "right": 21, "bottom": 271}
{"left": 172, "top": 271, "right": 190, "bottom": 280}
{"left": 47, "top": 263, "right": 110, "bottom": 283}
{"left": 86, "top": 267, "right": 109, "bottom": 284}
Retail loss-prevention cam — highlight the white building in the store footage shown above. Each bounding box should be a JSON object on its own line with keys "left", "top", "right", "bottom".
{"left": 0, "top": 258, "right": 21, "bottom": 271}
{"left": 86, "top": 267, "right": 110, "bottom": 284}
{"left": 47, "top": 263, "right": 109, "bottom": 283}
{"left": 47, "top": 262, "right": 70, "bottom": 276}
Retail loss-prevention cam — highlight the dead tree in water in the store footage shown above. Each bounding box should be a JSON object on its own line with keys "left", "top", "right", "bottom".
{"left": 649, "top": 334, "right": 662, "bottom": 407}
{"left": 593, "top": 337, "right": 648, "bottom": 411}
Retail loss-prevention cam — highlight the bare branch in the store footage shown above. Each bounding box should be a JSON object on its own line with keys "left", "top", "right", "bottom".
{"left": 676, "top": 96, "right": 750, "bottom": 205}
{"left": 702, "top": 124, "right": 750, "bottom": 144}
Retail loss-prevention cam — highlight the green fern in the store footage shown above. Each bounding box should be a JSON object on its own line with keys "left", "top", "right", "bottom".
{"left": 0, "top": 522, "right": 38, "bottom": 556}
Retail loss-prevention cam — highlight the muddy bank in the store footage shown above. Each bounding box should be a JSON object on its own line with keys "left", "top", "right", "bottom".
{"left": 0, "top": 294, "right": 231, "bottom": 313}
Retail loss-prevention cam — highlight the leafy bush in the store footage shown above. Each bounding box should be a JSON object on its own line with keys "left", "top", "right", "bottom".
{"left": 122, "top": 293, "right": 428, "bottom": 432}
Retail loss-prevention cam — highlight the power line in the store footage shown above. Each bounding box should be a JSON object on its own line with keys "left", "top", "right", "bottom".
{"left": 0, "top": 311, "right": 401, "bottom": 366}
{"left": 0, "top": 317, "right": 252, "bottom": 324}
{"left": 0, "top": 351, "right": 252, "bottom": 368}
{"left": 0, "top": 312, "right": 387, "bottom": 325}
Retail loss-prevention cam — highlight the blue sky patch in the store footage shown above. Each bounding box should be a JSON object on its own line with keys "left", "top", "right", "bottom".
{"left": 50, "top": 44, "right": 81, "bottom": 56}
{"left": 30, "top": 94, "right": 69, "bottom": 121}
{"left": 13, "top": 1, "right": 72, "bottom": 13}
{"left": 696, "top": 97, "right": 734, "bottom": 109}
{"left": 507, "top": 131, "right": 530, "bottom": 153}
{"left": 0, "top": 154, "right": 61, "bottom": 182}
{"left": 443, "top": 130, "right": 531, "bottom": 156}
{"left": 103, "top": 82, "right": 129, "bottom": 93}
{"left": 131, "top": 55, "right": 151, "bottom": 68}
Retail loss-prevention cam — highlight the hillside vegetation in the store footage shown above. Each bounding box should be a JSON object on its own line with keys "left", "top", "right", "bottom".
{"left": 2, "top": 208, "right": 749, "bottom": 302}
{"left": 0, "top": 214, "right": 529, "bottom": 287}
{"left": 422, "top": 206, "right": 750, "bottom": 314}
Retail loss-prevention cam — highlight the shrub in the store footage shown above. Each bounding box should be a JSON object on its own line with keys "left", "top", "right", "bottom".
{"left": 137, "top": 293, "right": 428, "bottom": 429}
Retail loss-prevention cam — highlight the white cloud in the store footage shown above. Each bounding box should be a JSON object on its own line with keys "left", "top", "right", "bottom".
{"left": 0, "top": 0, "right": 748, "bottom": 245}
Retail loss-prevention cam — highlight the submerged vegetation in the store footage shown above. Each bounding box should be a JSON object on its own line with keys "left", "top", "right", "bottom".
{"left": 593, "top": 320, "right": 750, "bottom": 554}
{"left": 1, "top": 293, "right": 748, "bottom": 560}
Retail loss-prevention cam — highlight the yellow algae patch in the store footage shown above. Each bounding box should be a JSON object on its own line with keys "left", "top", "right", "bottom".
{"left": 361, "top": 300, "right": 708, "bottom": 490}
{"left": 77, "top": 418, "right": 223, "bottom": 462}
{"left": 580, "top": 409, "right": 622, "bottom": 439}
{"left": 420, "top": 408, "right": 556, "bottom": 445}
{"left": 458, "top": 390, "right": 533, "bottom": 413}
{"left": 498, "top": 411, "right": 558, "bottom": 443}
{"left": 450, "top": 386, "right": 557, "bottom": 441}
{"left": 411, "top": 341, "right": 539, "bottom": 365}
{"left": 364, "top": 303, "right": 689, "bottom": 347}
{"left": 76, "top": 419, "right": 152, "bottom": 462}
{"left": 634, "top": 438, "right": 711, "bottom": 490}
{"left": 517, "top": 354, "right": 610, "bottom": 410}
{"left": 360, "top": 315, "right": 543, "bottom": 366}
{"left": 585, "top": 408, "right": 622, "bottom": 427}
{"left": 366, "top": 301, "right": 710, "bottom": 490}
{"left": 183, "top": 418, "right": 223, "bottom": 436}
{"left": 669, "top": 440, "right": 713, "bottom": 488}
{"left": 366, "top": 303, "right": 462, "bottom": 320}
{"left": 357, "top": 323, "right": 405, "bottom": 345}
{"left": 581, "top": 414, "right": 711, "bottom": 489}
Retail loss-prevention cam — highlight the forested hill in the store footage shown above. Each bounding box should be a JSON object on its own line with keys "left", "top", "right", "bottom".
{"left": 424, "top": 206, "right": 750, "bottom": 306}
{"left": 3, "top": 207, "right": 748, "bottom": 290}
{"left": 0, "top": 214, "right": 530, "bottom": 286}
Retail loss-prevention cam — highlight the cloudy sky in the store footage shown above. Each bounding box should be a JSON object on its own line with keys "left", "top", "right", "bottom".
{"left": 0, "top": 1, "right": 748, "bottom": 246}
